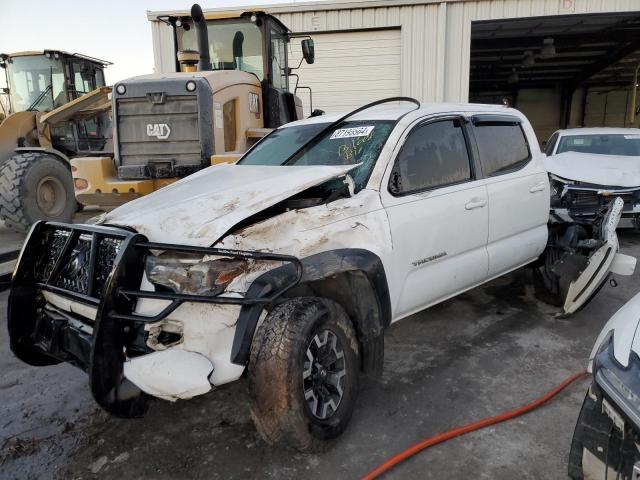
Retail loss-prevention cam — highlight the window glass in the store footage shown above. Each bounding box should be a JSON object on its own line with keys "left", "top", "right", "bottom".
{"left": 239, "top": 120, "right": 395, "bottom": 191}
{"left": 474, "top": 123, "right": 530, "bottom": 176}
{"left": 71, "top": 62, "right": 95, "bottom": 95}
{"left": 556, "top": 134, "right": 640, "bottom": 156}
{"left": 270, "top": 30, "right": 287, "bottom": 90}
{"left": 389, "top": 119, "right": 472, "bottom": 194}
{"left": 6, "top": 54, "right": 66, "bottom": 112}
{"left": 544, "top": 132, "right": 558, "bottom": 156}
{"left": 178, "top": 19, "right": 264, "bottom": 80}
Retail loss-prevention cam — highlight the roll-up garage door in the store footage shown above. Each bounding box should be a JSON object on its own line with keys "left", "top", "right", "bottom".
{"left": 288, "top": 28, "right": 401, "bottom": 116}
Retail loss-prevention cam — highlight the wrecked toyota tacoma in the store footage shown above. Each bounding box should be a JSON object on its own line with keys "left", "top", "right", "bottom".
{"left": 569, "top": 293, "right": 640, "bottom": 479}
{"left": 7, "top": 98, "right": 636, "bottom": 451}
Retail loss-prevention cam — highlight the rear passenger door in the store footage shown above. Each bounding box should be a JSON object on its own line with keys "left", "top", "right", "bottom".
{"left": 470, "top": 115, "right": 550, "bottom": 278}
{"left": 382, "top": 116, "right": 489, "bottom": 320}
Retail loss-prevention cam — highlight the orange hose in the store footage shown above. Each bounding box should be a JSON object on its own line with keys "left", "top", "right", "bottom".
{"left": 362, "top": 370, "right": 589, "bottom": 480}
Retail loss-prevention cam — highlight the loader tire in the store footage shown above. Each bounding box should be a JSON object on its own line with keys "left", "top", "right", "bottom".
{"left": 249, "top": 297, "right": 359, "bottom": 452}
{"left": 0, "top": 152, "right": 75, "bottom": 232}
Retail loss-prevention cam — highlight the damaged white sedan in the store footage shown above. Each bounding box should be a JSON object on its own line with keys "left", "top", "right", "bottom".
{"left": 544, "top": 128, "right": 640, "bottom": 228}
{"left": 7, "top": 98, "right": 635, "bottom": 451}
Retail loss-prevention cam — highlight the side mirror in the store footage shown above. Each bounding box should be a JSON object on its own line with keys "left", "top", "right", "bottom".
{"left": 301, "top": 39, "right": 315, "bottom": 65}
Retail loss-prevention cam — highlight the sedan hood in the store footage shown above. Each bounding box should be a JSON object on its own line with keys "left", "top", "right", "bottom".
{"left": 98, "top": 164, "right": 357, "bottom": 246}
{"left": 545, "top": 152, "right": 640, "bottom": 187}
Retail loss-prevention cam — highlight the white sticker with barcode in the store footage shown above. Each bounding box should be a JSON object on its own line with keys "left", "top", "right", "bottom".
{"left": 330, "top": 126, "right": 375, "bottom": 140}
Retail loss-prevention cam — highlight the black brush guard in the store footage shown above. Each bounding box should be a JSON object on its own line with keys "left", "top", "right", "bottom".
{"left": 8, "top": 221, "right": 302, "bottom": 417}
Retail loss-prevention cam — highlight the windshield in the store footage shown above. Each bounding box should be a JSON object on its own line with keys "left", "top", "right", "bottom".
{"left": 6, "top": 55, "right": 67, "bottom": 112}
{"left": 177, "top": 19, "right": 264, "bottom": 80}
{"left": 238, "top": 120, "right": 396, "bottom": 190}
{"left": 556, "top": 134, "right": 640, "bottom": 157}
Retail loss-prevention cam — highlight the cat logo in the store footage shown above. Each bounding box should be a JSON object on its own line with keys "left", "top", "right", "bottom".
{"left": 146, "top": 123, "right": 171, "bottom": 140}
{"left": 249, "top": 92, "right": 259, "bottom": 114}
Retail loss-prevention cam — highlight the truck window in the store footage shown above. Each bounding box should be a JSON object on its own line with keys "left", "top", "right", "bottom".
{"left": 389, "top": 119, "right": 472, "bottom": 195}
{"left": 474, "top": 123, "right": 530, "bottom": 175}
{"left": 270, "top": 29, "right": 288, "bottom": 90}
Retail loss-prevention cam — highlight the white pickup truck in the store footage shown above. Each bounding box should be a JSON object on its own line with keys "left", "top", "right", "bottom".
{"left": 8, "top": 98, "right": 635, "bottom": 451}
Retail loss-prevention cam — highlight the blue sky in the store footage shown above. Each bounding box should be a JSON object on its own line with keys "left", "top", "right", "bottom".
{"left": 0, "top": 0, "right": 312, "bottom": 85}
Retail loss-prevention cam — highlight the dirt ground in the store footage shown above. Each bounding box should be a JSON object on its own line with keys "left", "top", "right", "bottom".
{"left": 1, "top": 229, "right": 639, "bottom": 480}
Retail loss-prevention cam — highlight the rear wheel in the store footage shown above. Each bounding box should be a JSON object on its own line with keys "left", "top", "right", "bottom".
{"left": 249, "top": 297, "right": 360, "bottom": 452}
{"left": 0, "top": 152, "right": 75, "bottom": 232}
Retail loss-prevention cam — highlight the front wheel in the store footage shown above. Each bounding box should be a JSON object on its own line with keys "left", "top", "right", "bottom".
{"left": 0, "top": 152, "right": 75, "bottom": 232}
{"left": 249, "top": 297, "right": 360, "bottom": 452}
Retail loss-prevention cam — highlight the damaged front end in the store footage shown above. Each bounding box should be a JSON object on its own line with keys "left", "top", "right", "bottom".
{"left": 8, "top": 221, "right": 301, "bottom": 416}
{"left": 550, "top": 174, "right": 640, "bottom": 229}
{"left": 537, "top": 197, "right": 636, "bottom": 315}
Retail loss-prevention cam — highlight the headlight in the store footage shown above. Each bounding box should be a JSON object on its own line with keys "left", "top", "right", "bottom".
{"left": 593, "top": 333, "right": 640, "bottom": 429}
{"left": 549, "top": 175, "right": 568, "bottom": 207}
{"left": 146, "top": 252, "right": 248, "bottom": 296}
{"left": 186, "top": 80, "right": 197, "bottom": 92}
{"left": 115, "top": 84, "right": 126, "bottom": 95}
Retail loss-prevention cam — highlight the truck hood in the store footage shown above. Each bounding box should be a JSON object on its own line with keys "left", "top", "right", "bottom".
{"left": 589, "top": 292, "right": 640, "bottom": 371}
{"left": 544, "top": 151, "right": 640, "bottom": 187}
{"left": 98, "top": 164, "right": 357, "bottom": 246}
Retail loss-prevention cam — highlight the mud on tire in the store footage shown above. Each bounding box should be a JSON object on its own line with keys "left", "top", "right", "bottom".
{"left": 0, "top": 152, "right": 75, "bottom": 232}
{"left": 248, "top": 297, "right": 360, "bottom": 452}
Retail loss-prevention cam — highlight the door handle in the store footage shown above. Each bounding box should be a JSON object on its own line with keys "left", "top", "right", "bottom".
{"left": 465, "top": 198, "right": 487, "bottom": 210}
{"left": 529, "top": 182, "right": 546, "bottom": 193}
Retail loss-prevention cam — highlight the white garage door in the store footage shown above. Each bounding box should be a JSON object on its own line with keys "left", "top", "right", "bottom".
{"left": 289, "top": 29, "right": 401, "bottom": 116}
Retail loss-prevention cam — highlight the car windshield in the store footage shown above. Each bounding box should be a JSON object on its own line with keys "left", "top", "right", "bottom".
{"left": 238, "top": 120, "right": 396, "bottom": 190}
{"left": 6, "top": 55, "right": 67, "bottom": 112}
{"left": 556, "top": 134, "right": 640, "bottom": 157}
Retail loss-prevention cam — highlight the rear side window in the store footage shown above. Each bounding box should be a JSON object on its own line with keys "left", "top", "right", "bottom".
{"left": 474, "top": 122, "right": 530, "bottom": 176}
{"left": 389, "top": 118, "right": 472, "bottom": 195}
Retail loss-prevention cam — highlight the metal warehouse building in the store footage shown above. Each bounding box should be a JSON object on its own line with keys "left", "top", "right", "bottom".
{"left": 148, "top": 0, "right": 640, "bottom": 141}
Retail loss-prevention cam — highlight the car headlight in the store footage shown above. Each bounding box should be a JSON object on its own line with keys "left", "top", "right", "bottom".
{"left": 549, "top": 175, "right": 569, "bottom": 207}
{"left": 593, "top": 332, "right": 640, "bottom": 429}
{"left": 145, "top": 252, "right": 248, "bottom": 296}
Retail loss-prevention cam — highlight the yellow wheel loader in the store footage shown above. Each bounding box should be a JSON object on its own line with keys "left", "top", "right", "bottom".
{"left": 0, "top": 51, "right": 111, "bottom": 231}
{"left": 72, "top": 4, "right": 316, "bottom": 208}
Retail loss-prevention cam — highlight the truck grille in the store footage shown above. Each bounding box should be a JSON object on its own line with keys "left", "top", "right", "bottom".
{"left": 116, "top": 95, "right": 202, "bottom": 177}
{"left": 34, "top": 227, "right": 123, "bottom": 300}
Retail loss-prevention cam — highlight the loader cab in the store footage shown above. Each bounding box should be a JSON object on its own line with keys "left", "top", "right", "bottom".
{"left": 0, "top": 51, "right": 109, "bottom": 115}
{"left": 172, "top": 12, "right": 314, "bottom": 128}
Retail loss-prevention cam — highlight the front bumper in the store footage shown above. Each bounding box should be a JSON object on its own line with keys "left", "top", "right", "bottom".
{"left": 8, "top": 221, "right": 301, "bottom": 415}
{"left": 569, "top": 383, "right": 640, "bottom": 479}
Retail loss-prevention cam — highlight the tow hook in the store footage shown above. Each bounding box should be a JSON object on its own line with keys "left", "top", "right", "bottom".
{"left": 610, "top": 278, "right": 618, "bottom": 288}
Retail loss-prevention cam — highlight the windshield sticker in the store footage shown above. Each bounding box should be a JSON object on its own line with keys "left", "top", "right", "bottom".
{"left": 330, "top": 126, "right": 375, "bottom": 140}
{"left": 624, "top": 135, "right": 640, "bottom": 139}
{"left": 571, "top": 138, "right": 585, "bottom": 145}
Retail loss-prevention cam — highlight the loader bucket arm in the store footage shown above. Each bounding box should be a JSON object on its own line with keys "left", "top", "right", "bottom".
{"left": 0, "top": 110, "right": 37, "bottom": 163}
{"left": 39, "top": 86, "right": 112, "bottom": 125}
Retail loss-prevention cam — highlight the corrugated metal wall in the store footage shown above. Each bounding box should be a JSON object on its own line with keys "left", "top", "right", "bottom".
{"left": 150, "top": 0, "right": 640, "bottom": 103}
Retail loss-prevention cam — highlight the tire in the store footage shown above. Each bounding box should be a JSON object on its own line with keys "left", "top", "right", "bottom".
{"left": 249, "top": 297, "right": 360, "bottom": 452}
{"left": 0, "top": 152, "right": 75, "bottom": 232}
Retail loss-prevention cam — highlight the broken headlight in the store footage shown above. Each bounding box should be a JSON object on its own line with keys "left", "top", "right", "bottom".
{"left": 145, "top": 252, "right": 248, "bottom": 296}
{"left": 549, "top": 174, "right": 570, "bottom": 207}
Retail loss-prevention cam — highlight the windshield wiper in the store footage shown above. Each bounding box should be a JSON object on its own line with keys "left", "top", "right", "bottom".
{"left": 27, "top": 84, "right": 52, "bottom": 112}
{"left": 282, "top": 97, "right": 420, "bottom": 166}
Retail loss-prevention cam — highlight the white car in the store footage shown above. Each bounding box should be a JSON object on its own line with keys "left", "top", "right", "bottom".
{"left": 8, "top": 99, "right": 635, "bottom": 451}
{"left": 569, "top": 293, "right": 640, "bottom": 479}
{"left": 544, "top": 127, "right": 640, "bottom": 228}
